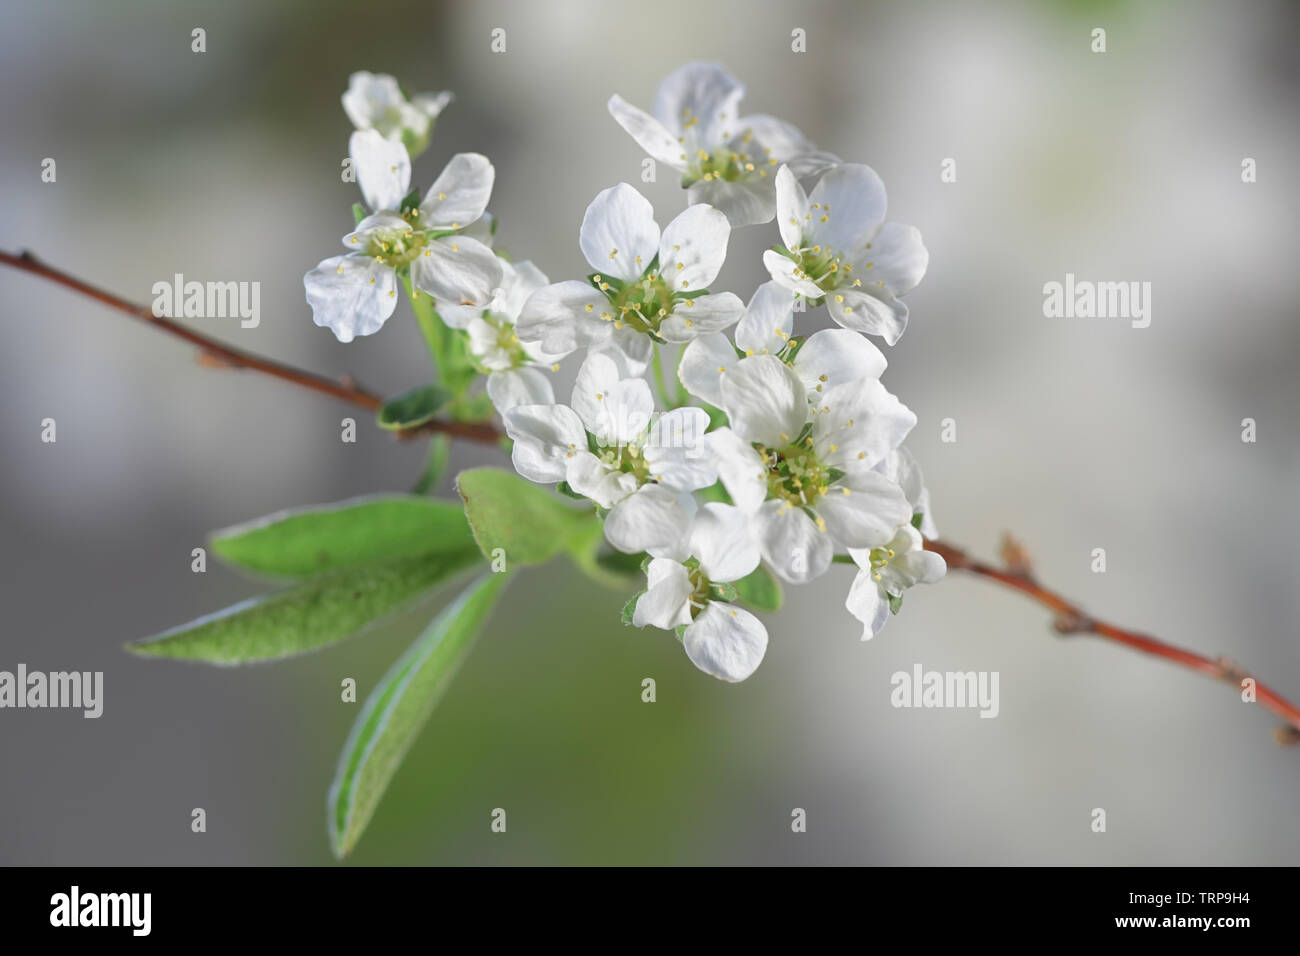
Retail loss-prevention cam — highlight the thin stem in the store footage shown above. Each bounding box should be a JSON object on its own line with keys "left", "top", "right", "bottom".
{"left": 652, "top": 343, "right": 675, "bottom": 409}
{"left": 923, "top": 537, "right": 1300, "bottom": 743}
{"left": 4, "top": 249, "right": 1298, "bottom": 743}
{"left": 1, "top": 250, "right": 499, "bottom": 444}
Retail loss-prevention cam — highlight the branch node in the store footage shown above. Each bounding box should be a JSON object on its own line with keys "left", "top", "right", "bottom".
{"left": 1052, "top": 611, "right": 1094, "bottom": 635}
{"left": 1273, "top": 726, "right": 1300, "bottom": 747}
{"left": 999, "top": 532, "right": 1034, "bottom": 579}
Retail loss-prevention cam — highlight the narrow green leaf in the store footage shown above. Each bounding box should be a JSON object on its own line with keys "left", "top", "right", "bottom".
{"left": 456, "top": 467, "right": 593, "bottom": 566}
{"left": 376, "top": 383, "right": 454, "bottom": 431}
{"left": 735, "top": 564, "right": 783, "bottom": 612}
{"left": 209, "top": 494, "right": 477, "bottom": 578}
{"left": 127, "top": 553, "right": 479, "bottom": 664}
{"left": 328, "top": 572, "right": 511, "bottom": 858}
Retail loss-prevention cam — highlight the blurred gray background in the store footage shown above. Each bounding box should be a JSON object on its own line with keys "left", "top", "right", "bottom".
{"left": 1, "top": 0, "right": 1297, "bottom": 864}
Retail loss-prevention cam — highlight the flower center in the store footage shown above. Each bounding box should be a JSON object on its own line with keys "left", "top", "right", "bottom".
{"left": 759, "top": 437, "right": 832, "bottom": 509}
{"left": 593, "top": 272, "right": 684, "bottom": 337}
{"left": 685, "top": 561, "right": 712, "bottom": 617}
{"left": 366, "top": 227, "right": 428, "bottom": 269}
{"left": 596, "top": 441, "right": 652, "bottom": 483}
{"left": 866, "top": 546, "right": 898, "bottom": 582}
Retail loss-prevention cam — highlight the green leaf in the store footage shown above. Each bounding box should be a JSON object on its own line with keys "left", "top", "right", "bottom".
{"left": 620, "top": 591, "right": 644, "bottom": 625}
{"left": 209, "top": 494, "right": 477, "bottom": 578}
{"left": 555, "top": 480, "right": 587, "bottom": 500}
{"left": 734, "top": 564, "right": 783, "bottom": 612}
{"left": 888, "top": 593, "right": 904, "bottom": 615}
{"left": 328, "top": 572, "right": 511, "bottom": 858}
{"left": 456, "top": 467, "right": 593, "bottom": 566}
{"left": 376, "top": 383, "right": 454, "bottom": 431}
{"left": 127, "top": 553, "right": 478, "bottom": 664}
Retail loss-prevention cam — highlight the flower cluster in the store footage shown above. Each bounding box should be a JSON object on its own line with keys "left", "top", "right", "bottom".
{"left": 305, "top": 64, "right": 945, "bottom": 683}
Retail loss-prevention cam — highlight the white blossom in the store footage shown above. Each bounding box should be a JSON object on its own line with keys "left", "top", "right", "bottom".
{"left": 517, "top": 183, "right": 743, "bottom": 372}
{"left": 342, "top": 71, "right": 452, "bottom": 156}
{"left": 764, "top": 164, "right": 928, "bottom": 345}
{"left": 608, "top": 61, "right": 837, "bottom": 226}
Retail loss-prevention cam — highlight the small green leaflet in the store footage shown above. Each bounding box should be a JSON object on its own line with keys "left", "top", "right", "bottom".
{"left": 734, "top": 565, "right": 783, "bottom": 612}
{"left": 126, "top": 553, "right": 478, "bottom": 664}
{"left": 327, "top": 572, "right": 511, "bottom": 858}
{"left": 376, "top": 383, "right": 454, "bottom": 431}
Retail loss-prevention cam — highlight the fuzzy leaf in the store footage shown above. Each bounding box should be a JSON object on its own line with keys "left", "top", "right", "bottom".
{"left": 734, "top": 564, "right": 783, "bottom": 612}
{"left": 456, "top": 467, "right": 593, "bottom": 566}
{"left": 209, "top": 495, "right": 477, "bottom": 579}
{"left": 127, "top": 553, "right": 478, "bottom": 664}
{"left": 328, "top": 572, "right": 511, "bottom": 858}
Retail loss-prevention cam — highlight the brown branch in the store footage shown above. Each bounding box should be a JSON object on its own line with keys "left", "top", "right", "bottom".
{"left": 925, "top": 535, "right": 1300, "bottom": 744}
{"left": 5, "top": 250, "right": 1298, "bottom": 743}
{"left": 0, "top": 250, "right": 501, "bottom": 445}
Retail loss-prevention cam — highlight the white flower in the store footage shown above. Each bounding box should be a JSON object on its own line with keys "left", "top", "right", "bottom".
{"left": 608, "top": 61, "right": 837, "bottom": 227}
{"left": 458, "top": 259, "right": 568, "bottom": 413}
{"left": 504, "top": 351, "right": 717, "bottom": 555}
{"left": 704, "top": 354, "right": 914, "bottom": 583}
{"left": 763, "top": 164, "right": 928, "bottom": 345}
{"left": 342, "top": 71, "right": 452, "bottom": 156}
{"left": 516, "top": 184, "right": 742, "bottom": 373}
{"left": 845, "top": 524, "right": 945, "bottom": 640}
{"left": 875, "top": 445, "right": 937, "bottom": 538}
{"left": 631, "top": 502, "right": 767, "bottom": 682}
{"left": 304, "top": 131, "right": 501, "bottom": 342}
{"left": 678, "top": 280, "right": 888, "bottom": 408}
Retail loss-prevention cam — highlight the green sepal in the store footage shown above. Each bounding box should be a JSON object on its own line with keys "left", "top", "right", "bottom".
{"left": 556, "top": 481, "right": 587, "bottom": 501}
{"left": 621, "top": 591, "right": 645, "bottom": 626}
{"left": 911, "top": 512, "right": 925, "bottom": 531}
{"left": 708, "top": 582, "right": 739, "bottom": 602}
{"left": 888, "top": 593, "right": 904, "bottom": 615}
{"left": 352, "top": 203, "right": 367, "bottom": 227}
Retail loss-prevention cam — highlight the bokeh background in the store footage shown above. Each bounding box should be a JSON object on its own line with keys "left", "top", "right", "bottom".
{"left": 1, "top": 0, "right": 1297, "bottom": 865}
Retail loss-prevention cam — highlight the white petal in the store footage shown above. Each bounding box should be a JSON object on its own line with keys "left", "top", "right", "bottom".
{"left": 683, "top": 602, "right": 767, "bottom": 683}
{"left": 349, "top": 129, "right": 410, "bottom": 212}
{"left": 503, "top": 403, "right": 587, "bottom": 483}
{"left": 633, "top": 558, "right": 694, "bottom": 630}
{"left": 774, "top": 165, "right": 809, "bottom": 251}
{"left": 342, "top": 73, "right": 405, "bottom": 135}
{"left": 410, "top": 90, "right": 453, "bottom": 123}
{"left": 419, "top": 152, "right": 494, "bottom": 230}
{"left": 826, "top": 286, "right": 909, "bottom": 346}
{"left": 689, "top": 502, "right": 759, "bottom": 583}
{"left": 304, "top": 254, "right": 397, "bottom": 343}
{"left": 653, "top": 61, "right": 745, "bottom": 144}
{"left": 342, "top": 211, "right": 411, "bottom": 251}
{"left": 579, "top": 183, "right": 659, "bottom": 282}
{"left": 658, "top": 292, "right": 744, "bottom": 343}
{"left": 762, "top": 248, "right": 824, "bottom": 299}
{"left": 571, "top": 351, "right": 654, "bottom": 445}
{"left": 719, "top": 354, "right": 807, "bottom": 447}
{"left": 816, "top": 470, "right": 911, "bottom": 550}
{"left": 644, "top": 407, "right": 716, "bottom": 490}
{"left": 410, "top": 235, "right": 504, "bottom": 321}
{"left": 815, "top": 378, "right": 916, "bottom": 471}
{"left": 607, "top": 94, "right": 686, "bottom": 169}
{"left": 758, "top": 499, "right": 832, "bottom": 583}
{"left": 708, "top": 427, "right": 768, "bottom": 512}
{"left": 677, "top": 333, "right": 733, "bottom": 407}
{"left": 793, "top": 329, "right": 887, "bottom": 396}
{"left": 603, "top": 327, "right": 654, "bottom": 377}
{"left": 489, "top": 259, "right": 549, "bottom": 324}
{"left": 604, "top": 483, "right": 692, "bottom": 556}
{"left": 659, "top": 204, "right": 730, "bottom": 290}
{"left": 845, "top": 571, "right": 890, "bottom": 640}
{"left": 516, "top": 280, "right": 611, "bottom": 357}
{"left": 686, "top": 178, "right": 775, "bottom": 227}
{"left": 486, "top": 367, "right": 555, "bottom": 414}
{"left": 876, "top": 447, "right": 937, "bottom": 536}
{"left": 735, "top": 281, "right": 795, "bottom": 356}
{"left": 738, "top": 115, "right": 817, "bottom": 162}
{"left": 807, "top": 163, "right": 887, "bottom": 255}
{"left": 855, "top": 221, "right": 928, "bottom": 297}
{"left": 566, "top": 450, "right": 637, "bottom": 508}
